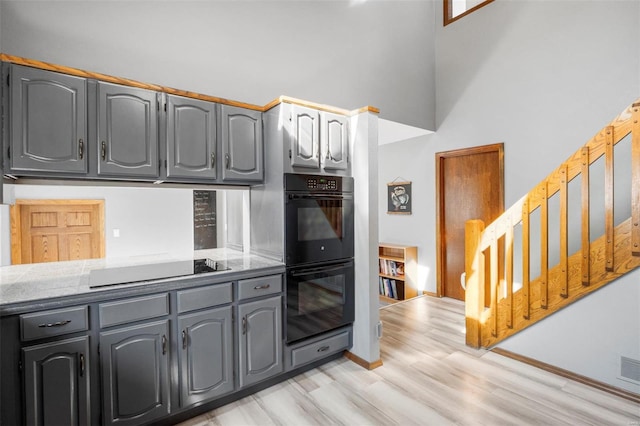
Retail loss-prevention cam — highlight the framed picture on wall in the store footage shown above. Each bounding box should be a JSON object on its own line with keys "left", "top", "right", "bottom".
{"left": 387, "top": 181, "right": 412, "bottom": 214}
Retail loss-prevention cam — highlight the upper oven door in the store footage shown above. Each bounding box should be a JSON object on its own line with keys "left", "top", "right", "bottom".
{"left": 285, "top": 192, "right": 354, "bottom": 266}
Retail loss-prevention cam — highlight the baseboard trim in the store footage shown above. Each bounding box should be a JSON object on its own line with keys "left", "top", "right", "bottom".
{"left": 491, "top": 347, "right": 640, "bottom": 404}
{"left": 344, "top": 351, "right": 383, "bottom": 370}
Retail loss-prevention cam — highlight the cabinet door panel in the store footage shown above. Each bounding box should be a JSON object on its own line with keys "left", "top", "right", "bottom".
{"left": 23, "top": 336, "right": 90, "bottom": 426}
{"left": 167, "top": 95, "right": 217, "bottom": 179}
{"left": 290, "top": 105, "right": 320, "bottom": 168}
{"left": 321, "top": 112, "right": 349, "bottom": 170}
{"left": 97, "top": 82, "right": 159, "bottom": 178}
{"left": 221, "top": 105, "right": 263, "bottom": 182}
{"left": 178, "top": 306, "right": 233, "bottom": 407}
{"left": 100, "top": 320, "right": 170, "bottom": 425}
{"left": 238, "top": 296, "right": 283, "bottom": 388}
{"left": 10, "top": 65, "right": 87, "bottom": 174}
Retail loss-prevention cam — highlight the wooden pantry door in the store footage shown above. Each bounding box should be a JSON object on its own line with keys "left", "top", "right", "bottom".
{"left": 436, "top": 144, "right": 504, "bottom": 301}
{"left": 11, "top": 200, "right": 105, "bottom": 264}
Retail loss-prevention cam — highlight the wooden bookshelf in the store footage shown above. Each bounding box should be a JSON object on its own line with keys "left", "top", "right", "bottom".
{"left": 378, "top": 243, "right": 418, "bottom": 303}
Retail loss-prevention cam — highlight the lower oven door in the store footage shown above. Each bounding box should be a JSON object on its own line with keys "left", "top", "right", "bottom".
{"left": 286, "top": 260, "right": 355, "bottom": 344}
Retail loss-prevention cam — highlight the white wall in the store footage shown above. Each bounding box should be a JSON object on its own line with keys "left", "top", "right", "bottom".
{"left": 379, "top": 0, "right": 640, "bottom": 392}
{"left": 0, "top": 0, "right": 436, "bottom": 130}
{"left": 4, "top": 183, "right": 194, "bottom": 259}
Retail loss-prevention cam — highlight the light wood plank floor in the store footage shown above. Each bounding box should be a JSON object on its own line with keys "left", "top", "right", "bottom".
{"left": 179, "top": 296, "right": 640, "bottom": 426}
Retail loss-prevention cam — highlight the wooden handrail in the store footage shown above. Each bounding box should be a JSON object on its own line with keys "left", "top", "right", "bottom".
{"left": 465, "top": 99, "right": 640, "bottom": 348}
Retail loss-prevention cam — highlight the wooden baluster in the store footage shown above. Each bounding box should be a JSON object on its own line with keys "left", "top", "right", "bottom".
{"left": 632, "top": 103, "right": 640, "bottom": 256}
{"left": 581, "top": 147, "right": 590, "bottom": 285}
{"left": 559, "top": 165, "right": 569, "bottom": 298}
{"left": 490, "top": 235, "right": 498, "bottom": 337}
{"left": 522, "top": 197, "right": 530, "bottom": 320}
{"left": 465, "top": 219, "right": 486, "bottom": 348}
{"left": 540, "top": 182, "right": 548, "bottom": 309}
{"left": 505, "top": 223, "right": 514, "bottom": 328}
{"left": 605, "top": 126, "right": 615, "bottom": 271}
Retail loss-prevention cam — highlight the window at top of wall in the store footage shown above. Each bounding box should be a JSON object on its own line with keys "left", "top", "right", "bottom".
{"left": 444, "top": 0, "right": 494, "bottom": 26}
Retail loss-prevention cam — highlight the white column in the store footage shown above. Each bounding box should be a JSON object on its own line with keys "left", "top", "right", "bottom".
{"left": 350, "top": 111, "right": 381, "bottom": 363}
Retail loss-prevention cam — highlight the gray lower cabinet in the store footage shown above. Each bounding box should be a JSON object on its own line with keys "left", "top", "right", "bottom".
{"left": 237, "top": 295, "right": 283, "bottom": 388}
{"left": 178, "top": 306, "right": 233, "bottom": 407}
{"left": 22, "top": 335, "right": 91, "bottom": 426}
{"left": 97, "top": 82, "right": 160, "bottom": 178}
{"left": 100, "top": 319, "right": 171, "bottom": 425}
{"left": 220, "top": 105, "right": 264, "bottom": 182}
{"left": 7, "top": 64, "right": 87, "bottom": 174}
{"left": 166, "top": 94, "right": 217, "bottom": 180}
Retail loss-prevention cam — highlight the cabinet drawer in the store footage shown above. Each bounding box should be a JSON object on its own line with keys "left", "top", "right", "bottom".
{"left": 237, "top": 275, "right": 282, "bottom": 300}
{"left": 288, "top": 329, "right": 350, "bottom": 370}
{"left": 99, "top": 293, "right": 169, "bottom": 328}
{"left": 177, "top": 282, "right": 232, "bottom": 313}
{"left": 20, "top": 306, "right": 89, "bottom": 341}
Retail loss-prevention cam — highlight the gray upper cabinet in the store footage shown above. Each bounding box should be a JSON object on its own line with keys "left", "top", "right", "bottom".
{"left": 8, "top": 64, "right": 87, "bottom": 174}
{"left": 100, "top": 319, "right": 171, "bottom": 426}
{"left": 237, "top": 295, "right": 283, "bottom": 388}
{"left": 22, "top": 336, "right": 91, "bottom": 426}
{"left": 290, "top": 104, "right": 321, "bottom": 169}
{"left": 320, "top": 111, "right": 349, "bottom": 171}
{"left": 220, "top": 105, "right": 263, "bottom": 182}
{"left": 178, "top": 306, "right": 234, "bottom": 407}
{"left": 166, "top": 95, "right": 217, "bottom": 180}
{"left": 289, "top": 105, "right": 350, "bottom": 172}
{"left": 97, "top": 82, "right": 159, "bottom": 178}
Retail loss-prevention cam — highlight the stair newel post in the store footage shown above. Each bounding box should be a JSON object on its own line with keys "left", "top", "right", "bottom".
{"left": 465, "top": 219, "right": 485, "bottom": 348}
{"left": 632, "top": 103, "right": 640, "bottom": 256}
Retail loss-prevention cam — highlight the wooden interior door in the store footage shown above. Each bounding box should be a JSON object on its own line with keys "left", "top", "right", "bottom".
{"left": 11, "top": 200, "right": 105, "bottom": 264}
{"left": 436, "top": 144, "right": 504, "bottom": 300}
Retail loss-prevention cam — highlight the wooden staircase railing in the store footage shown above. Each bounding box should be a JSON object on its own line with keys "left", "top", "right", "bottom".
{"left": 465, "top": 99, "right": 640, "bottom": 348}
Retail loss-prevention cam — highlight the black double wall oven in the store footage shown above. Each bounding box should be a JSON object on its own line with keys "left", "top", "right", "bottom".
{"left": 284, "top": 173, "right": 355, "bottom": 344}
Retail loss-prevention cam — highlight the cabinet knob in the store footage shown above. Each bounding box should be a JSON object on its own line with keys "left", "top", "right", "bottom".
{"left": 78, "top": 139, "right": 84, "bottom": 160}
{"left": 225, "top": 153, "right": 230, "bottom": 169}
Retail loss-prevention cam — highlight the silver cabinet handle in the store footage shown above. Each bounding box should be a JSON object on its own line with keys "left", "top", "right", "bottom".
{"left": 101, "top": 141, "right": 106, "bottom": 161}
{"left": 211, "top": 152, "right": 216, "bottom": 169}
{"left": 78, "top": 139, "right": 84, "bottom": 159}
{"left": 317, "top": 345, "right": 330, "bottom": 353}
{"left": 253, "top": 284, "right": 270, "bottom": 290}
{"left": 242, "top": 317, "right": 247, "bottom": 335}
{"left": 161, "top": 334, "right": 167, "bottom": 355}
{"left": 225, "top": 153, "right": 230, "bottom": 169}
{"left": 182, "top": 330, "right": 187, "bottom": 350}
{"left": 79, "top": 353, "right": 85, "bottom": 377}
{"left": 38, "top": 320, "right": 71, "bottom": 328}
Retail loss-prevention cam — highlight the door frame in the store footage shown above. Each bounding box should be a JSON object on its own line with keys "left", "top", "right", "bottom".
{"left": 10, "top": 199, "right": 106, "bottom": 264}
{"left": 435, "top": 143, "right": 504, "bottom": 298}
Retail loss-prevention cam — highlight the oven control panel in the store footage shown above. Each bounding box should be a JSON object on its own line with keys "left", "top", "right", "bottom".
{"left": 306, "top": 177, "right": 337, "bottom": 191}
{"left": 284, "top": 173, "right": 353, "bottom": 193}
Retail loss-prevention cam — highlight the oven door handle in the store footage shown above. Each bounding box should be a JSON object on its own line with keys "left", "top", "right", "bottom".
{"left": 290, "top": 263, "right": 351, "bottom": 276}
{"left": 288, "top": 194, "right": 352, "bottom": 201}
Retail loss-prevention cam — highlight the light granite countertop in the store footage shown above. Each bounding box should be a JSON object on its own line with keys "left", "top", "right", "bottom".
{"left": 0, "top": 248, "right": 284, "bottom": 315}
